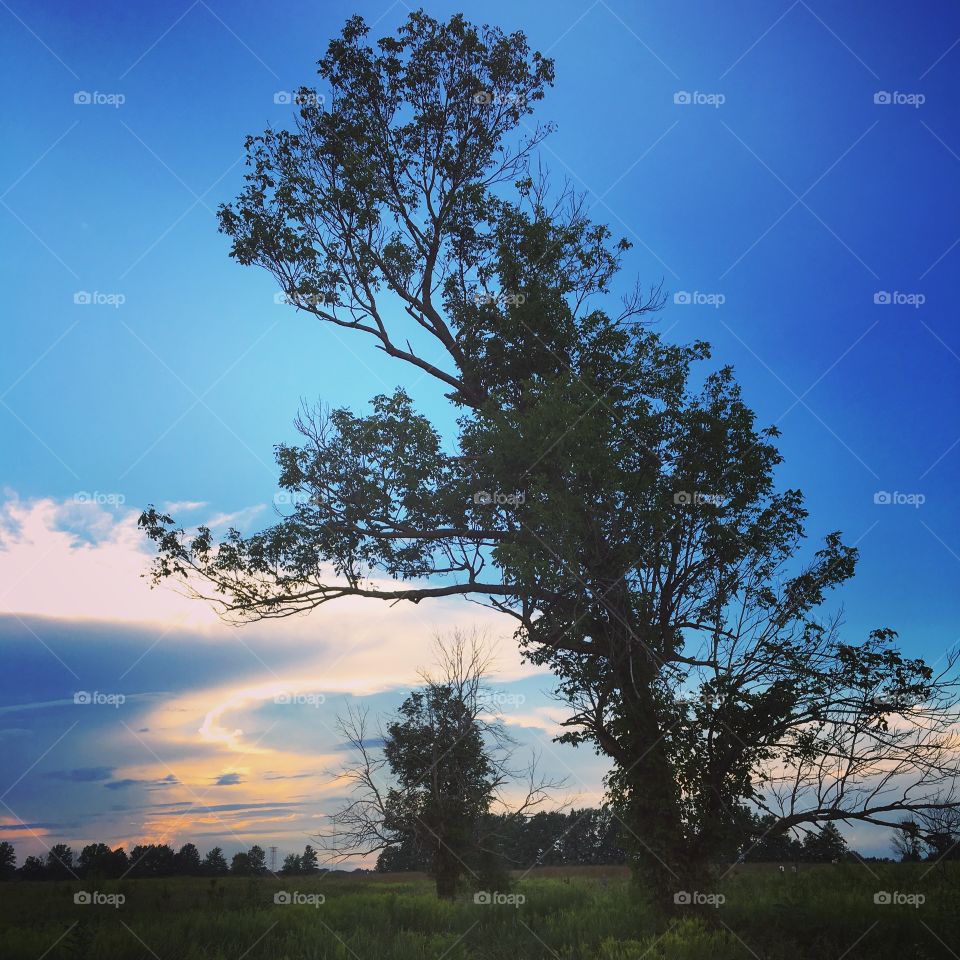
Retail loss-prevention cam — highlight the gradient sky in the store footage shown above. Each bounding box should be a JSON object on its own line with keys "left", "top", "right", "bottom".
{"left": 2, "top": 0, "right": 959, "bottom": 864}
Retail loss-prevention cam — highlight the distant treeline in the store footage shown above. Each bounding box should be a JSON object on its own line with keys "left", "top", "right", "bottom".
{"left": 377, "top": 808, "right": 626, "bottom": 872}
{"left": 0, "top": 810, "right": 907, "bottom": 881}
{"left": 375, "top": 810, "right": 867, "bottom": 872}
{"left": 0, "top": 841, "right": 330, "bottom": 881}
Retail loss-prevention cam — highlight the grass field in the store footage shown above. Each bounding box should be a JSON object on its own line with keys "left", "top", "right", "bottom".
{"left": 2, "top": 864, "right": 956, "bottom": 959}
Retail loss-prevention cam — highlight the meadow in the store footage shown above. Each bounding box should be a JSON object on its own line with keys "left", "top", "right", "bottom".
{"left": 2, "top": 864, "right": 956, "bottom": 959}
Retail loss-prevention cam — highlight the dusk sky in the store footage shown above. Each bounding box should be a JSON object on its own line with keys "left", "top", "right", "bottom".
{"left": 2, "top": 0, "right": 959, "bottom": 863}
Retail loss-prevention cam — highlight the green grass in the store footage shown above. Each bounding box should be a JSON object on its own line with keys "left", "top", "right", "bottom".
{"left": 1, "top": 865, "right": 956, "bottom": 959}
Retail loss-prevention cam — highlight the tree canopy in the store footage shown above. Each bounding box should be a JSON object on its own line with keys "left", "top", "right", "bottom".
{"left": 140, "top": 10, "right": 960, "bottom": 910}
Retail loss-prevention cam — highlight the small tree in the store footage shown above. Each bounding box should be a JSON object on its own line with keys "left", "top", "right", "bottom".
{"left": 382, "top": 684, "right": 493, "bottom": 897}
{"left": 19, "top": 855, "right": 45, "bottom": 880}
{"left": 247, "top": 845, "right": 268, "bottom": 875}
{"left": 375, "top": 836, "right": 426, "bottom": 872}
{"left": 891, "top": 819, "right": 924, "bottom": 862}
{"left": 741, "top": 814, "right": 802, "bottom": 863}
{"left": 0, "top": 841, "right": 15, "bottom": 880}
{"left": 281, "top": 853, "right": 302, "bottom": 875}
{"left": 322, "top": 632, "right": 556, "bottom": 897}
{"left": 45, "top": 844, "right": 74, "bottom": 880}
{"left": 300, "top": 845, "right": 319, "bottom": 874}
{"left": 174, "top": 843, "right": 202, "bottom": 875}
{"left": 202, "top": 846, "right": 229, "bottom": 876}
{"left": 801, "top": 824, "right": 848, "bottom": 863}
{"left": 916, "top": 806, "right": 960, "bottom": 862}
{"left": 230, "top": 851, "right": 251, "bottom": 876}
{"left": 128, "top": 844, "right": 175, "bottom": 878}
{"left": 78, "top": 843, "right": 122, "bottom": 878}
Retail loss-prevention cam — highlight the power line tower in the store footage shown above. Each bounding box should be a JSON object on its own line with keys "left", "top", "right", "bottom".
{"left": 269, "top": 846, "right": 278, "bottom": 873}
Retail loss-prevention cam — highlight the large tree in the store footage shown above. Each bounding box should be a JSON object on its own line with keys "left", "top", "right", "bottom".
{"left": 141, "top": 11, "right": 960, "bottom": 910}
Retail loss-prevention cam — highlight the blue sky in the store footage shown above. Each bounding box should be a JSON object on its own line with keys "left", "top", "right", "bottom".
{"left": 1, "top": 0, "right": 959, "bottom": 862}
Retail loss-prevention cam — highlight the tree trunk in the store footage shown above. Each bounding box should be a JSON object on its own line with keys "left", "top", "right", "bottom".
{"left": 432, "top": 843, "right": 459, "bottom": 900}
{"left": 611, "top": 651, "right": 712, "bottom": 917}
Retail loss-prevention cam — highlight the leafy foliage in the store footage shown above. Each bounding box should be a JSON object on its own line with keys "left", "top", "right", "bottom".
{"left": 140, "top": 10, "right": 960, "bottom": 909}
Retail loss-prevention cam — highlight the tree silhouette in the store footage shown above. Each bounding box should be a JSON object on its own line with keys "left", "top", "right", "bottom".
{"left": 322, "top": 633, "right": 554, "bottom": 897}
{"left": 141, "top": 10, "right": 960, "bottom": 911}
{"left": 202, "top": 846, "right": 229, "bottom": 876}
{"left": 19, "top": 855, "right": 45, "bottom": 880}
{"left": 0, "top": 841, "right": 16, "bottom": 879}
{"left": 300, "top": 844, "right": 319, "bottom": 873}
{"left": 247, "top": 845, "right": 267, "bottom": 875}
{"left": 174, "top": 843, "right": 202, "bottom": 876}
{"left": 45, "top": 844, "right": 74, "bottom": 880}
